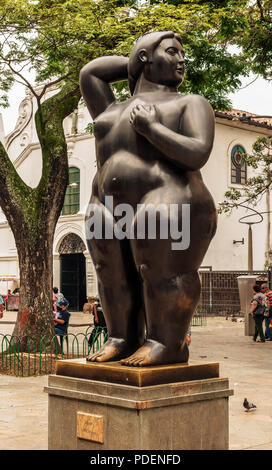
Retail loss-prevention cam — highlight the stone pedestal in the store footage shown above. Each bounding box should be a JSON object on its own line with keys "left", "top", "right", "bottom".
{"left": 45, "top": 359, "right": 233, "bottom": 450}
{"left": 237, "top": 275, "right": 256, "bottom": 336}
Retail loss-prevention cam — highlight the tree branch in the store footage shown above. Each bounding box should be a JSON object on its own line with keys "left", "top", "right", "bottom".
{"left": 38, "top": 73, "right": 72, "bottom": 100}
{"left": 0, "top": 140, "right": 31, "bottom": 223}
{"left": 34, "top": 83, "right": 81, "bottom": 203}
{"left": 0, "top": 55, "right": 38, "bottom": 98}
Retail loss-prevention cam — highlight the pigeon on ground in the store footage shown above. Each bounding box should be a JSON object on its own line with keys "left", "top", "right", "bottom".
{"left": 243, "top": 398, "right": 257, "bottom": 412}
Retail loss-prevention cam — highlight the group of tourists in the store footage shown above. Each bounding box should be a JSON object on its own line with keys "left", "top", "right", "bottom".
{"left": 250, "top": 283, "right": 272, "bottom": 342}
{"left": 51, "top": 287, "right": 109, "bottom": 347}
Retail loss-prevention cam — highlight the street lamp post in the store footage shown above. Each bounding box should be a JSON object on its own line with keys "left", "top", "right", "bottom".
{"left": 248, "top": 224, "right": 253, "bottom": 271}
{"left": 238, "top": 205, "right": 263, "bottom": 272}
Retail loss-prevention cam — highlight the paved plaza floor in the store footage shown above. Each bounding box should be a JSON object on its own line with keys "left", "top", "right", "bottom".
{"left": 0, "top": 314, "right": 272, "bottom": 450}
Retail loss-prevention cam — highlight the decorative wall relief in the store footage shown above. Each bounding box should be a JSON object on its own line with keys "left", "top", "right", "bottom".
{"left": 4, "top": 92, "right": 33, "bottom": 152}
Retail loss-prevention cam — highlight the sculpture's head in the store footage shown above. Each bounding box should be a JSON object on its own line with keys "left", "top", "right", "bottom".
{"left": 128, "top": 31, "right": 184, "bottom": 94}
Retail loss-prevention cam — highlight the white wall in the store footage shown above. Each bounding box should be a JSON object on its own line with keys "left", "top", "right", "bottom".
{"left": 15, "top": 148, "right": 42, "bottom": 188}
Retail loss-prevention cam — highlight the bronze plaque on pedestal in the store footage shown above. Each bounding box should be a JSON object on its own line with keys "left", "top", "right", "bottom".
{"left": 77, "top": 412, "right": 104, "bottom": 443}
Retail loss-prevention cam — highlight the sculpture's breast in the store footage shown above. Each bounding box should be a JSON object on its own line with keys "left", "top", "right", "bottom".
{"left": 93, "top": 115, "right": 113, "bottom": 139}
{"left": 93, "top": 104, "right": 122, "bottom": 139}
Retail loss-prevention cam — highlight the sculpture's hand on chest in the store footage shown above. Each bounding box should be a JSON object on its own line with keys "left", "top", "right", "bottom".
{"left": 129, "top": 104, "right": 159, "bottom": 137}
{"left": 94, "top": 95, "right": 181, "bottom": 144}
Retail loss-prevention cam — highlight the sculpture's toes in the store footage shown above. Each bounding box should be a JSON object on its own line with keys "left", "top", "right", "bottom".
{"left": 95, "top": 348, "right": 116, "bottom": 362}
{"left": 131, "top": 358, "right": 144, "bottom": 366}
{"left": 129, "top": 357, "right": 143, "bottom": 366}
{"left": 88, "top": 337, "right": 130, "bottom": 362}
{"left": 120, "top": 355, "right": 134, "bottom": 365}
{"left": 121, "top": 352, "right": 148, "bottom": 366}
{"left": 87, "top": 351, "right": 102, "bottom": 361}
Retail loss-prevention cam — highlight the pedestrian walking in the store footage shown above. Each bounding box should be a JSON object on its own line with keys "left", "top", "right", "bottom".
{"left": 88, "top": 296, "right": 108, "bottom": 348}
{"left": 52, "top": 288, "right": 58, "bottom": 312}
{"left": 53, "top": 287, "right": 64, "bottom": 305}
{"left": 250, "top": 284, "right": 266, "bottom": 343}
{"left": 0, "top": 303, "right": 4, "bottom": 319}
{"left": 261, "top": 283, "right": 272, "bottom": 341}
{"left": 186, "top": 326, "right": 191, "bottom": 346}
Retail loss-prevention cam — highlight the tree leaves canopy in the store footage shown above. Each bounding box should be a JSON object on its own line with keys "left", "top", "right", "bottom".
{"left": 0, "top": 0, "right": 253, "bottom": 110}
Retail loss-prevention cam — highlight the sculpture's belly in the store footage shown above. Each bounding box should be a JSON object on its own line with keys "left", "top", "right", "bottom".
{"left": 98, "top": 152, "right": 162, "bottom": 203}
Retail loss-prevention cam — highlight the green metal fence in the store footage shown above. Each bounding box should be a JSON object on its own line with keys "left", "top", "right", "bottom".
{"left": 0, "top": 311, "right": 207, "bottom": 377}
{"left": 191, "top": 308, "right": 207, "bottom": 327}
{"left": 0, "top": 326, "right": 108, "bottom": 377}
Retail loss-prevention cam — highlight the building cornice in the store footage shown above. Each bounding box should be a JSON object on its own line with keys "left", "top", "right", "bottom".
{"left": 12, "top": 133, "right": 94, "bottom": 169}
{"left": 0, "top": 211, "right": 85, "bottom": 229}
{"left": 59, "top": 213, "right": 85, "bottom": 223}
{"left": 215, "top": 112, "right": 272, "bottom": 136}
{"left": 0, "top": 255, "right": 18, "bottom": 261}
{"left": 0, "top": 221, "right": 9, "bottom": 228}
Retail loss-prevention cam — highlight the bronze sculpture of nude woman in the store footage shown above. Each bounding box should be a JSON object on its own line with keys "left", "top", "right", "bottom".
{"left": 80, "top": 31, "right": 217, "bottom": 366}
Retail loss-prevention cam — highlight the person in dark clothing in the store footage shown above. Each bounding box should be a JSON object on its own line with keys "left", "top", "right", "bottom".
{"left": 250, "top": 284, "right": 266, "bottom": 343}
{"left": 54, "top": 299, "right": 70, "bottom": 335}
{"left": 261, "top": 283, "right": 272, "bottom": 340}
{"left": 0, "top": 303, "right": 5, "bottom": 319}
{"left": 88, "top": 296, "right": 108, "bottom": 348}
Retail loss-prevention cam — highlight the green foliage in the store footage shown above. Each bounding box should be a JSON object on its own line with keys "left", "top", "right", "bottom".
{"left": 85, "top": 122, "right": 94, "bottom": 135}
{"left": 237, "top": 0, "right": 272, "bottom": 80}
{"left": 0, "top": 0, "right": 252, "bottom": 110}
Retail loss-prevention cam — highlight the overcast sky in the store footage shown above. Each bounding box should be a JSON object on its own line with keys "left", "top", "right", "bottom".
{"left": 1, "top": 73, "right": 271, "bottom": 135}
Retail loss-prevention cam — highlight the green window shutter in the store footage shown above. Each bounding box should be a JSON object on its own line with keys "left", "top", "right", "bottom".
{"left": 62, "top": 167, "right": 80, "bottom": 215}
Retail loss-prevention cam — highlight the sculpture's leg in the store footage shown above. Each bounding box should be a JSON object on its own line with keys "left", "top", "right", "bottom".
{"left": 121, "top": 268, "right": 200, "bottom": 366}
{"left": 86, "top": 196, "right": 145, "bottom": 362}
{"left": 120, "top": 183, "right": 216, "bottom": 366}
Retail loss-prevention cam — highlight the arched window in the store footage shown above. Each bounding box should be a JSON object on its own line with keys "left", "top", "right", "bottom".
{"left": 62, "top": 167, "right": 80, "bottom": 215}
{"left": 231, "top": 145, "right": 247, "bottom": 184}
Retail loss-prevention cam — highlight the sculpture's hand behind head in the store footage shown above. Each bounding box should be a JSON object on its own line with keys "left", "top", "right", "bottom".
{"left": 128, "top": 31, "right": 184, "bottom": 95}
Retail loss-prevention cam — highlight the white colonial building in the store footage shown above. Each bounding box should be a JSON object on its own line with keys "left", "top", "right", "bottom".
{"left": 0, "top": 87, "right": 271, "bottom": 309}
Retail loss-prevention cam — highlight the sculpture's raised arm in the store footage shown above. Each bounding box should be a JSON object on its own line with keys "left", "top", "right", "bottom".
{"left": 79, "top": 56, "right": 129, "bottom": 119}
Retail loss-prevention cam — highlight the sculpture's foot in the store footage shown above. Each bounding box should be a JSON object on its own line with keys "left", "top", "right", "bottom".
{"left": 120, "top": 339, "right": 189, "bottom": 367}
{"left": 87, "top": 337, "right": 130, "bottom": 362}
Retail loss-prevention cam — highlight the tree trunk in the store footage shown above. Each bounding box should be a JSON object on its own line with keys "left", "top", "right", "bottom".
{"left": 12, "top": 222, "right": 56, "bottom": 350}
{"left": 0, "top": 84, "right": 81, "bottom": 350}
